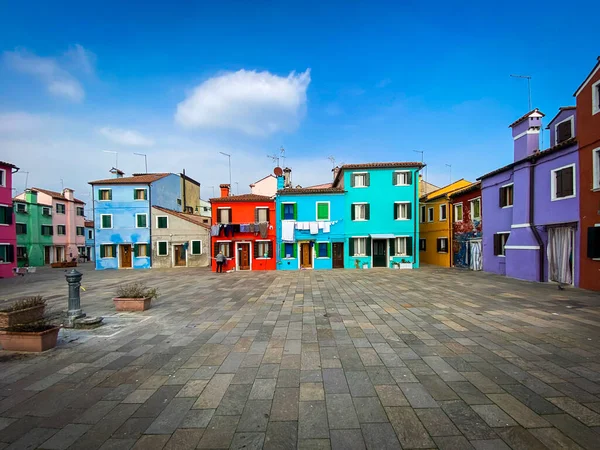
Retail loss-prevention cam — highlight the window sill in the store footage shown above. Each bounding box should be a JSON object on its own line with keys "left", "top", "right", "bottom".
{"left": 135, "top": 256, "right": 150, "bottom": 259}
{"left": 592, "top": 187, "right": 600, "bottom": 192}
{"left": 437, "top": 251, "right": 448, "bottom": 254}
{"left": 316, "top": 257, "right": 330, "bottom": 259}
{"left": 282, "top": 257, "right": 296, "bottom": 260}
{"left": 255, "top": 257, "right": 272, "bottom": 260}
{"left": 497, "top": 255, "right": 506, "bottom": 258}
{"left": 393, "top": 184, "right": 411, "bottom": 187}
{"left": 316, "top": 218, "right": 330, "bottom": 221}
{"left": 395, "top": 219, "right": 410, "bottom": 221}
{"left": 353, "top": 255, "right": 367, "bottom": 257}
{"left": 551, "top": 195, "right": 576, "bottom": 201}
{"left": 101, "top": 257, "right": 116, "bottom": 259}
{"left": 353, "top": 219, "right": 368, "bottom": 222}
{"left": 501, "top": 205, "right": 513, "bottom": 209}
{"left": 157, "top": 254, "right": 168, "bottom": 257}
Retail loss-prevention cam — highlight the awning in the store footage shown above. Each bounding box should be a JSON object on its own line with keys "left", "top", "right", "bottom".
{"left": 369, "top": 234, "right": 396, "bottom": 239}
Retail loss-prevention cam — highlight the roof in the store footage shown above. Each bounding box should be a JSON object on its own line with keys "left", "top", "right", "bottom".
{"left": 84, "top": 220, "right": 94, "bottom": 228}
{"left": 478, "top": 137, "right": 578, "bottom": 181}
{"left": 422, "top": 179, "right": 472, "bottom": 201}
{"left": 508, "top": 108, "right": 545, "bottom": 128}
{"left": 448, "top": 182, "right": 481, "bottom": 199}
{"left": 180, "top": 173, "right": 200, "bottom": 186}
{"left": 249, "top": 174, "right": 276, "bottom": 187}
{"left": 152, "top": 206, "right": 211, "bottom": 229}
{"left": 546, "top": 106, "right": 576, "bottom": 128}
{"left": 333, "top": 162, "right": 424, "bottom": 186}
{"left": 32, "top": 187, "right": 85, "bottom": 204}
{"left": 0, "top": 161, "right": 19, "bottom": 170}
{"left": 209, "top": 193, "right": 274, "bottom": 203}
{"left": 278, "top": 188, "right": 345, "bottom": 195}
{"left": 304, "top": 183, "right": 333, "bottom": 189}
{"left": 574, "top": 56, "right": 600, "bottom": 97}
{"left": 89, "top": 173, "right": 171, "bottom": 185}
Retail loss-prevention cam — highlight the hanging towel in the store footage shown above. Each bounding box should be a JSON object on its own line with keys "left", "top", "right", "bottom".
{"left": 301, "top": 222, "right": 309, "bottom": 230}
{"left": 309, "top": 222, "right": 318, "bottom": 235}
{"left": 323, "top": 222, "right": 331, "bottom": 233}
{"left": 259, "top": 222, "right": 268, "bottom": 238}
{"left": 210, "top": 225, "right": 220, "bottom": 236}
{"left": 318, "top": 221, "right": 325, "bottom": 230}
{"left": 282, "top": 221, "right": 295, "bottom": 242}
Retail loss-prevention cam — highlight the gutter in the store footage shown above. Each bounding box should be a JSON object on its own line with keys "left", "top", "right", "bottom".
{"left": 529, "top": 159, "right": 545, "bottom": 282}
{"left": 413, "top": 170, "right": 418, "bottom": 264}
{"left": 148, "top": 182, "right": 152, "bottom": 268}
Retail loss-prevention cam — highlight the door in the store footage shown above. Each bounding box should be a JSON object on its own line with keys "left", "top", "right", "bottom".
{"left": 548, "top": 227, "right": 575, "bottom": 284}
{"left": 120, "top": 244, "right": 132, "bottom": 268}
{"left": 373, "top": 239, "right": 387, "bottom": 267}
{"left": 44, "top": 246, "right": 52, "bottom": 264}
{"left": 174, "top": 245, "right": 186, "bottom": 266}
{"left": 300, "top": 243, "right": 312, "bottom": 268}
{"left": 239, "top": 243, "right": 250, "bottom": 270}
{"left": 332, "top": 243, "right": 344, "bottom": 269}
{"left": 469, "top": 240, "right": 482, "bottom": 271}
{"left": 55, "top": 246, "right": 64, "bottom": 262}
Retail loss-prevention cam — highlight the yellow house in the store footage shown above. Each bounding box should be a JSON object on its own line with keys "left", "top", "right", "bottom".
{"left": 419, "top": 179, "right": 472, "bottom": 267}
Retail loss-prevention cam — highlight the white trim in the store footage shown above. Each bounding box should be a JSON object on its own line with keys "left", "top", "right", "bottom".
{"left": 235, "top": 241, "right": 253, "bottom": 271}
{"left": 513, "top": 129, "right": 540, "bottom": 140}
{"left": 469, "top": 197, "right": 481, "bottom": 221}
{"left": 297, "top": 241, "right": 315, "bottom": 269}
{"left": 156, "top": 215, "right": 169, "bottom": 228}
{"left": 453, "top": 202, "right": 463, "bottom": 223}
{"left": 439, "top": 204, "right": 447, "bottom": 221}
{"left": 427, "top": 206, "right": 434, "bottom": 222}
{"left": 98, "top": 188, "right": 112, "bottom": 201}
{"left": 393, "top": 170, "right": 411, "bottom": 186}
{"left": 135, "top": 243, "right": 150, "bottom": 258}
{"left": 135, "top": 213, "right": 148, "bottom": 228}
{"left": 100, "top": 214, "right": 113, "bottom": 229}
{"left": 420, "top": 205, "right": 426, "bottom": 223}
{"left": 316, "top": 201, "right": 330, "bottom": 221}
{"left": 190, "top": 240, "right": 202, "bottom": 255}
{"left": 255, "top": 206, "right": 269, "bottom": 223}
{"left": 352, "top": 172, "right": 369, "bottom": 188}
{"left": 551, "top": 163, "right": 576, "bottom": 201}
{"left": 436, "top": 237, "right": 449, "bottom": 254}
{"left": 575, "top": 63, "right": 600, "bottom": 97}
{"left": 100, "top": 243, "right": 117, "bottom": 259}
{"left": 500, "top": 183, "right": 514, "bottom": 208}
{"left": 0, "top": 168, "right": 5, "bottom": 187}
{"left": 505, "top": 245, "right": 540, "bottom": 250}
{"left": 171, "top": 243, "right": 188, "bottom": 268}
{"left": 281, "top": 202, "right": 296, "bottom": 221}
{"left": 316, "top": 241, "right": 331, "bottom": 259}
{"left": 394, "top": 201, "right": 411, "bottom": 221}
{"left": 352, "top": 236, "right": 368, "bottom": 257}
{"left": 593, "top": 148, "right": 600, "bottom": 190}
{"left": 118, "top": 243, "right": 133, "bottom": 269}
{"left": 352, "top": 202, "right": 368, "bottom": 221}
{"left": 511, "top": 223, "right": 531, "bottom": 229}
{"left": 554, "top": 116, "right": 575, "bottom": 145}
{"left": 56, "top": 224, "right": 66, "bottom": 236}
{"left": 133, "top": 188, "right": 148, "bottom": 201}
{"left": 157, "top": 240, "right": 169, "bottom": 256}
{"left": 592, "top": 79, "right": 600, "bottom": 114}
{"left": 216, "top": 207, "right": 232, "bottom": 224}
{"left": 55, "top": 203, "right": 66, "bottom": 215}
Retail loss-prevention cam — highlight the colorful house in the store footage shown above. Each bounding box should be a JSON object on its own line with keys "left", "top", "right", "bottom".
{"left": 419, "top": 179, "right": 472, "bottom": 267}
{"left": 90, "top": 171, "right": 181, "bottom": 270}
{"left": 85, "top": 220, "right": 95, "bottom": 262}
{"left": 479, "top": 108, "right": 579, "bottom": 285}
{"left": 448, "top": 182, "right": 482, "bottom": 270}
{"left": 210, "top": 184, "right": 276, "bottom": 272}
{"left": 0, "top": 160, "right": 19, "bottom": 277}
{"left": 575, "top": 56, "right": 600, "bottom": 290}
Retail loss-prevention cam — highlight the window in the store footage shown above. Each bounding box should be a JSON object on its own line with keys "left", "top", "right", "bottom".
{"left": 136, "top": 214, "right": 148, "bottom": 228}
{"left": 57, "top": 225, "right": 66, "bottom": 235}
{"left": 0, "top": 206, "right": 12, "bottom": 225}
{"left": 191, "top": 240, "right": 202, "bottom": 255}
{"left": 157, "top": 216, "right": 168, "bottom": 228}
{"left": 76, "top": 207, "right": 85, "bottom": 216}
{"left": 76, "top": 227, "right": 85, "bottom": 236}
{"left": 255, "top": 207, "right": 269, "bottom": 223}
{"left": 98, "top": 189, "right": 112, "bottom": 201}
{"left": 593, "top": 80, "right": 600, "bottom": 115}
{"left": 555, "top": 117, "right": 573, "bottom": 144}
{"left": 353, "top": 237, "right": 367, "bottom": 256}
{"left": 316, "top": 202, "right": 330, "bottom": 220}
{"left": 471, "top": 198, "right": 481, "bottom": 220}
{"left": 217, "top": 208, "right": 231, "bottom": 224}
{"left": 437, "top": 238, "right": 448, "bottom": 253}
{"left": 282, "top": 203, "right": 296, "bottom": 220}
{"left": 440, "top": 204, "right": 447, "bottom": 221}
{"left": 352, "top": 172, "right": 369, "bottom": 187}
{"left": 317, "top": 242, "right": 330, "bottom": 258}
{"left": 419, "top": 239, "right": 426, "bottom": 252}
{"left": 177, "top": 198, "right": 182, "bottom": 205}
{"left": 16, "top": 203, "right": 27, "bottom": 213}
{"left": 88, "top": 229, "right": 93, "bottom": 239}
{"left": 56, "top": 203, "right": 66, "bottom": 214}
{"left": 283, "top": 243, "right": 295, "bottom": 258}
{"left": 394, "top": 202, "right": 411, "bottom": 220}
{"left": 394, "top": 171, "right": 412, "bottom": 186}
{"left": 420, "top": 205, "right": 426, "bottom": 223}
{"left": 594, "top": 148, "right": 600, "bottom": 190}
{"left": 499, "top": 184, "right": 513, "bottom": 207}
{"left": 101, "top": 214, "right": 112, "bottom": 229}
{"left": 16, "top": 223, "right": 27, "bottom": 234}
{"left": 42, "top": 206, "right": 51, "bottom": 216}
{"left": 100, "top": 244, "right": 116, "bottom": 258}
{"left": 552, "top": 164, "right": 575, "bottom": 200}
{"left": 493, "top": 233, "right": 510, "bottom": 256}
{"left": 135, "top": 243, "right": 149, "bottom": 257}
{"left": 427, "top": 207, "right": 434, "bottom": 222}
{"left": 41, "top": 225, "right": 53, "bottom": 236}
{"left": 134, "top": 189, "right": 148, "bottom": 200}
{"left": 0, "top": 169, "right": 4, "bottom": 187}
{"left": 157, "top": 241, "right": 168, "bottom": 256}
{"left": 17, "top": 246, "right": 26, "bottom": 259}
{"left": 395, "top": 237, "right": 409, "bottom": 256}
{"left": 216, "top": 241, "right": 233, "bottom": 257}
{"left": 588, "top": 226, "right": 600, "bottom": 258}
{"left": 0, "top": 244, "right": 14, "bottom": 263}
{"left": 78, "top": 246, "right": 86, "bottom": 255}
{"left": 255, "top": 241, "right": 272, "bottom": 258}
{"left": 352, "top": 203, "right": 369, "bottom": 221}
{"left": 453, "top": 203, "right": 463, "bottom": 222}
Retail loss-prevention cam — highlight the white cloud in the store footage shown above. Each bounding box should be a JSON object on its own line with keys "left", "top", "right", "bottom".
{"left": 99, "top": 127, "right": 155, "bottom": 147}
{"left": 2, "top": 45, "right": 95, "bottom": 102}
{"left": 0, "top": 112, "right": 49, "bottom": 133}
{"left": 175, "top": 69, "right": 311, "bottom": 136}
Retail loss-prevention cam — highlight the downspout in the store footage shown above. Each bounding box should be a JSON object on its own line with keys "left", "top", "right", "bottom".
{"left": 529, "top": 159, "right": 545, "bottom": 282}
{"left": 148, "top": 182, "right": 152, "bottom": 268}
{"left": 182, "top": 169, "right": 187, "bottom": 212}
{"left": 414, "top": 170, "right": 418, "bottom": 265}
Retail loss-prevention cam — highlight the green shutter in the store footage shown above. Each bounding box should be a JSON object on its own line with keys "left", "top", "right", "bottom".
{"left": 315, "top": 244, "right": 319, "bottom": 258}
{"left": 293, "top": 204, "right": 298, "bottom": 220}
{"left": 134, "top": 244, "right": 138, "bottom": 256}
{"left": 100, "top": 245, "right": 106, "bottom": 258}
{"left": 109, "top": 190, "right": 112, "bottom": 200}
{"left": 280, "top": 203, "right": 285, "bottom": 220}
{"left": 366, "top": 237, "right": 372, "bottom": 256}
{"left": 351, "top": 205, "right": 355, "bottom": 220}
{"left": 365, "top": 204, "right": 370, "bottom": 220}
{"left": 390, "top": 239, "right": 395, "bottom": 256}
{"left": 193, "top": 241, "right": 201, "bottom": 254}
{"left": 158, "top": 217, "right": 167, "bottom": 228}
{"left": 102, "top": 215, "right": 111, "bottom": 228}
{"left": 112, "top": 245, "right": 117, "bottom": 257}
{"left": 327, "top": 243, "right": 331, "bottom": 258}
{"left": 281, "top": 243, "right": 286, "bottom": 258}
{"left": 293, "top": 243, "right": 297, "bottom": 258}
{"left": 317, "top": 203, "right": 328, "bottom": 220}
{"left": 98, "top": 190, "right": 102, "bottom": 200}
{"left": 159, "top": 241, "right": 167, "bottom": 255}
{"left": 349, "top": 238, "right": 354, "bottom": 256}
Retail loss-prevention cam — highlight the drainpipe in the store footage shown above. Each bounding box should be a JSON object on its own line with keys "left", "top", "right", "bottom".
{"left": 414, "top": 171, "right": 418, "bottom": 265}
{"left": 529, "top": 159, "right": 544, "bottom": 282}
{"left": 148, "top": 183, "right": 152, "bottom": 268}
{"left": 182, "top": 169, "right": 187, "bottom": 212}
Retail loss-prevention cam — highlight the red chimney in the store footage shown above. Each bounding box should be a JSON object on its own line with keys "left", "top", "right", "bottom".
{"left": 220, "top": 184, "right": 230, "bottom": 197}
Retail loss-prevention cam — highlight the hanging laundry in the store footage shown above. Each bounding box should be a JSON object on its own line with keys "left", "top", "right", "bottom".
{"left": 249, "top": 223, "right": 255, "bottom": 233}
{"left": 309, "top": 222, "right": 318, "bottom": 234}
{"left": 318, "top": 221, "right": 325, "bottom": 230}
{"left": 240, "top": 224, "right": 249, "bottom": 232}
{"left": 210, "top": 224, "right": 220, "bottom": 236}
{"left": 323, "top": 222, "right": 331, "bottom": 233}
{"left": 282, "top": 221, "right": 295, "bottom": 242}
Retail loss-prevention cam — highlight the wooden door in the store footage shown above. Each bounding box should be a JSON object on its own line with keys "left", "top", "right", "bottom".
{"left": 300, "top": 243, "right": 312, "bottom": 268}
{"left": 332, "top": 243, "right": 344, "bottom": 269}
{"left": 175, "top": 245, "right": 186, "bottom": 266}
{"left": 44, "top": 246, "right": 51, "bottom": 264}
{"left": 373, "top": 240, "right": 387, "bottom": 267}
{"left": 120, "top": 244, "right": 132, "bottom": 268}
{"left": 239, "top": 243, "right": 250, "bottom": 270}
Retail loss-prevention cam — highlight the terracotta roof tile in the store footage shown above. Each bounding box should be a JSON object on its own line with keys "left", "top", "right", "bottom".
{"left": 31, "top": 187, "right": 85, "bottom": 204}
{"left": 84, "top": 220, "right": 94, "bottom": 228}
{"left": 152, "top": 206, "right": 211, "bottom": 229}
{"left": 278, "top": 188, "right": 345, "bottom": 195}
{"left": 89, "top": 173, "right": 171, "bottom": 185}
{"left": 0, "top": 161, "right": 19, "bottom": 170}
{"left": 209, "top": 193, "right": 274, "bottom": 203}
{"left": 546, "top": 106, "right": 576, "bottom": 128}
{"left": 508, "top": 108, "right": 545, "bottom": 128}
{"left": 448, "top": 182, "right": 481, "bottom": 198}
{"left": 333, "top": 161, "right": 424, "bottom": 186}
{"left": 304, "top": 183, "right": 333, "bottom": 189}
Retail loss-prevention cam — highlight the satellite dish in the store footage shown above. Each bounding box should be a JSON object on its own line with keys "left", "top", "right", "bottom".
{"left": 274, "top": 167, "right": 283, "bottom": 176}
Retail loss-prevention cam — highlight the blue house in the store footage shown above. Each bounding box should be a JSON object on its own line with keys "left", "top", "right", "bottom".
{"left": 84, "top": 219, "right": 95, "bottom": 262}
{"left": 89, "top": 171, "right": 181, "bottom": 270}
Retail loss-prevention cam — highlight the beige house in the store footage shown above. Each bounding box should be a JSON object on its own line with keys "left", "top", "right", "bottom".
{"left": 179, "top": 172, "right": 201, "bottom": 214}
{"left": 151, "top": 206, "right": 210, "bottom": 268}
{"left": 250, "top": 174, "right": 277, "bottom": 197}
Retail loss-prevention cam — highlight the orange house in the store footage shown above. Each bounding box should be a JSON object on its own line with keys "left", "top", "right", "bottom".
{"left": 210, "top": 184, "right": 276, "bottom": 272}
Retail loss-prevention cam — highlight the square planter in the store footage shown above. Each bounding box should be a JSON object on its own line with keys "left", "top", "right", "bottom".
{"left": 0, "top": 305, "right": 45, "bottom": 328}
{"left": 399, "top": 263, "right": 413, "bottom": 269}
{"left": 113, "top": 297, "right": 152, "bottom": 312}
{"left": 0, "top": 326, "right": 60, "bottom": 352}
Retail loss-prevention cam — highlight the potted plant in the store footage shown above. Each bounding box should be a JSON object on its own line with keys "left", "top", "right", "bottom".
{"left": 0, "top": 296, "right": 46, "bottom": 328}
{"left": 0, "top": 322, "right": 60, "bottom": 352}
{"left": 113, "top": 282, "right": 158, "bottom": 312}
{"left": 399, "top": 258, "right": 413, "bottom": 270}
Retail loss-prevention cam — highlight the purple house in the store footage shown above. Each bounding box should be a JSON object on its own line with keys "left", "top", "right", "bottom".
{"left": 479, "top": 108, "right": 579, "bottom": 286}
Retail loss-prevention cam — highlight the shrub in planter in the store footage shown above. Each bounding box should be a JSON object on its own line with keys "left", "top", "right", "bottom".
{"left": 0, "top": 296, "right": 46, "bottom": 328}
{"left": 113, "top": 282, "right": 158, "bottom": 312}
{"left": 0, "top": 323, "right": 60, "bottom": 352}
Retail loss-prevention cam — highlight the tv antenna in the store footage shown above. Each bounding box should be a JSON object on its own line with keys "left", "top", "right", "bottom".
{"left": 510, "top": 74, "right": 532, "bottom": 110}
{"left": 327, "top": 156, "right": 336, "bottom": 169}
{"left": 267, "top": 154, "right": 280, "bottom": 166}
{"left": 280, "top": 146, "right": 286, "bottom": 168}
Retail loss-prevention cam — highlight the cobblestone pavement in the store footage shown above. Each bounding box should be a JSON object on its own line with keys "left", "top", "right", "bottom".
{"left": 1, "top": 265, "right": 600, "bottom": 449}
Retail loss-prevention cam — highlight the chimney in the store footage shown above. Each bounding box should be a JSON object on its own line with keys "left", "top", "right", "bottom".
{"left": 63, "top": 188, "right": 74, "bottom": 200}
{"left": 332, "top": 166, "right": 340, "bottom": 182}
{"left": 283, "top": 168, "right": 292, "bottom": 189}
{"left": 220, "top": 183, "right": 230, "bottom": 197}
{"left": 510, "top": 109, "right": 544, "bottom": 161}
{"left": 110, "top": 167, "right": 124, "bottom": 179}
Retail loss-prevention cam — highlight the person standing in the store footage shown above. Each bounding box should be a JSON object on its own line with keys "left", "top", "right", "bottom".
{"left": 216, "top": 251, "right": 225, "bottom": 273}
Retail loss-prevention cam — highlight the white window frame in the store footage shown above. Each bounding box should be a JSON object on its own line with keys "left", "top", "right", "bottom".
{"left": 395, "top": 237, "right": 408, "bottom": 256}
{"left": 594, "top": 148, "right": 600, "bottom": 191}
{"left": 593, "top": 79, "right": 600, "bottom": 115}
{"left": 0, "top": 243, "right": 11, "bottom": 264}
{"left": 315, "top": 241, "right": 330, "bottom": 259}
{"left": 439, "top": 204, "right": 447, "bottom": 221}
{"left": 353, "top": 237, "right": 368, "bottom": 256}
{"left": 437, "top": 237, "right": 449, "bottom": 253}
{"left": 88, "top": 229, "right": 93, "bottom": 240}
{"left": 420, "top": 205, "right": 426, "bottom": 223}
{"left": 15, "top": 202, "right": 27, "bottom": 213}
{"left": 156, "top": 215, "right": 169, "bottom": 229}
{"left": 500, "top": 183, "right": 514, "bottom": 208}
{"left": 101, "top": 243, "right": 116, "bottom": 259}
{"left": 316, "top": 201, "right": 330, "bottom": 221}
{"left": 353, "top": 203, "right": 368, "bottom": 221}
{"left": 42, "top": 206, "right": 51, "bottom": 216}
{"left": 256, "top": 207, "right": 269, "bottom": 223}
{"left": 216, "top": 240, "right": 232, "bottom": 257}
{"left": 352, "top": 172, "right": 368, "bottom": 188}
{"left": 453, "top": 203, "right": 463, "bottom": 223}
{"left": 395, "top": 202, "right": 410, "bottom": 221}
{"left": 136, "top": 243, "right": 149, "bottom": 258}
{"left": 76, "top": 226, "right": 85, "bottom": 236}
{"left": 427, "top": 207, "right": 434, "bottom": 222}
{"left": 100, "top": 214, "right": 113, "bottom": 229}
{"left": 134, "top": 188, "right": 148, "bottom": 201}
{"left": 217, "top": 207, "right": 231, "bottom": 224}
{"left": 136, "top": 213, "right": 148, "bottom": 228}
{"left": 255, "top": 239, "right": 271, "bottom": 259}
{"left": 98, "top": 189, "right": 112, "bottom": 201}
{"left": 551, "top": 163, "right": 576, "bottom": 201}
{"left": 157, "top": 240, "right": 169, "bottom": 256}
{"left": 282, "top": 202, "right": 296, "bottom": 221}
{"left": 56, "top": 225, "right": 66, "bottom": 235}
{"left": 190, "top": 240, "right": 202, "bottom": 255}
{"left": 496, "top": 232, "right": 510, "bottom": 257}
{"left": 554, "top": 116, "right": 575, "bottom": 145}
{"left": 0, "top": 168, "right": 5, "bottom": 187}
{"left": 470, "top": 197, "right": 481, "bottom": 220}
{"left": 394, "top": 171, "right": 411, "bottom": 186}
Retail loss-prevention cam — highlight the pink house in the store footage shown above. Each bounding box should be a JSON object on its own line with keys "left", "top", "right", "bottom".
{"left": 0, "top": 161, "right": 19, "bottom": 277}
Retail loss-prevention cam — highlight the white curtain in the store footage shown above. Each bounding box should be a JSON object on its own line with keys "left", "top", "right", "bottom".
{"left": 469, "top": 241, "right": 483, "bottom": 271}
{"left": 547, "top": 227, "right": 574, "bottom": 284}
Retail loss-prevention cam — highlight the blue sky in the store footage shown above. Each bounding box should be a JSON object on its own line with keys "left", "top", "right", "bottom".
{"left": 1, "top": 0, "right": 598, "bottom": 211}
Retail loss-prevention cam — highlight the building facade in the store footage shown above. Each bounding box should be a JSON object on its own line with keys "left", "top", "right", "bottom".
{"left": 0, "top": 161, "right": 18, "bottom": 277}
{"left": 575, "top": 57, "right": 600, "bottom": 291}
{"left": 250, "top": 175, "right": 277, "bottom": 197}
{"left": 419, "top": 180, "right": 472, "bottom": 267}
{"left": 85, "top": 220, "right": 95, "bottom": 262}
{"left": 179, "top": 172, "right": 201, "bottom": 214}
{"left": 448, "top": 182, "right": 482, "bottom": 269}
{"left": 479, "top": 108, "right": 579, "bottom": 285}
{"left": 151, "top": 206, "right": 210, "bottom": 268}
{"left": 210, "top": 184, "right": 276, "bottom": 272}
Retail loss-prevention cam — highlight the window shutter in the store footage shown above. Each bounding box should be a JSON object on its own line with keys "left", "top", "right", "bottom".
{"left": 280, "top": 243, "right": 286, "bottom": 258}
{"left": 556, "top": 170, "right": 563, "bottom": 197}
{"left": 254, "top": 241, "right": 259, "bottom": 258}
{"left": 365, "top": 173, "right": 370, "bottom": 186}
{"left": 7, "top": 245, "right": 14, "bottom": 262}
{"left": 389, "top": 239, "right": 395, "bottom": 256}
{"left": 267, "top": 241, "right": 272, "bottom": 258}
{"left": 293, "top": 243, "right": 297, "bottom": 258}
{"left": 557, "top": 121, "right": 571, "bottom": 143}
{"left": 407, "top": 172, "right": 413, "bottom": 185}
{"left": 349, "top": 238, "right": 354, "bottom": 256}
{"left": 493, "top": 234, "right": 500, "bottom": 256}
{"left": 588, "top": 227, "right": 600, "bottom": 258}
{"left": 366, "top": 237, "right": 372, "bottom": 256}
{"left": 406, "top": 204, "right": 412, "bottom": 220}
{"left": 112, "top": 245, "right": 117, "bottom": 257}
{"left": 327, "top": 243, "right": 331, "bottom": 258}
{"left": 280, "top": 203, "right": 285, "bottom": 220}
{"left": 108, "top": 190, "right": 112, "bottom": 200}
{"left": 217, "top": 209, "right": 222, "bottom": 223}
{"left": 350, "top": 175, "right": 355, "bottom": 187}
{"left": 315, "top": 244, "right": 319, "bottom": 258}
{"left": 228, "top": 242, "right": 233, "bottom": 256}
{"left": 394, "top": 204, "right": 398, "bottom": 220}
{"left": 393, "top": 172, "right": 397, "bottom": 185}
{"left": 214, "top": 242, "right": 219, "bottom": 257}
{"left": 437, "top": 239, "right": 442, "bottom": 252}
{"left": 563, "top": 168, "right": 573, "bottom": 196}
{"left": 255, "top": 208, "right": 259, "bottom": 223}
{"left": 266, "top": 209, "right": 270, "bottom": 223}
{"left": 193, "top": 241, "right": 201, "bottom": 254}
{"left": 6, "top": 208, "right": 12, "bottom": 225}
{"left": 499, "top": 187, "right": 503, "bottom": 207}
{"left": 406, "top": 237, "right": 413, "bottom": 256}
{"left": 133, "top": 244, "right": 138, "bottom": 256}
{"left": 365, "top": 204, "right": 370, "bottom": 220}
{"left": 351, "top": 205, "right": 356, "bottom": 221}
{"left": 100, "top": 245, "right": 106, "bottom": 258}
{"left": 293, "top": 204, "right": 298, "bottom": 220}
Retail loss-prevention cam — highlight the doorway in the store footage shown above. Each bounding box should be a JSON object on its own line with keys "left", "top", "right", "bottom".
{"left": 44, "top": 246, "right": 52, "bottom": 264}
{"left": 120, "top": 244, "right": 132, "bottom": 268}
{"left": 55, "top": 246, "right": 64, "bottom": 263}
{"left": 332, "top": 243, "right": 344, "bottom": 269}
{"left": 468, "top": 240, "right": 483, "bottom": 271}
{"left": 300, "top": 243, "right": 312, "bottom": 269}
{"left": 174, "top": 245, "right": 186, "bottom": 267}
{"left": 238, "top": 243, "right": 250, "bottom": 270}
{"left": 548, "top": 227, "right": 575, "bottom": 284}
{"left": 373, "top": 239, "right": 387, "bottom": 267}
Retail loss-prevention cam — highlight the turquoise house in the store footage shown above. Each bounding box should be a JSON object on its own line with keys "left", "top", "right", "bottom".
{"left": 334, "top": 162, "right": 423, "bottom": 269}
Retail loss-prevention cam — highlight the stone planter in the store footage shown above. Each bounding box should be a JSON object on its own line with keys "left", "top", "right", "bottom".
{"left": 399, "top": 263, "right": 413, "bottom": 270}
{"left": 113, "top": 297, "right": 152, "bottom": 312}
{"left": 0, "top": 305, "right": 45, "bottom": 328}
{"left": 0, "top": 326, "right": 60, "bottom": 352}
{"left": 51, "top": 261, "right": 77, "bottom": 269}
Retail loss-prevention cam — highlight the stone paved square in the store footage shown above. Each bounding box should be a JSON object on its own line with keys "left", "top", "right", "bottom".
{"left": 1, "top": 264, "right": 600, "bottom": 449}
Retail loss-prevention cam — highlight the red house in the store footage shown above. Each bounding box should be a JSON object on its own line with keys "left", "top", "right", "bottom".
{"left": 210, "top": 184, "right": 276, "bottom": 272}
{"left": 448, "top": 182, "right": 482, "bottom": 270}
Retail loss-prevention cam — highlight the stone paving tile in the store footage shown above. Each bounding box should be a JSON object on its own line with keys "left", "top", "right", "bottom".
{"left": 263, "top": 421, "right": 297, "bottom": 450}
{"left": 270, "top": 388, "right": 299, "bottom": 421}
{"left": 39, "top": 423, "right": 90, "bottom": 449}
{"left": 487, "top": 393, "right": 550, "bottom": 428}
{"left": 237, "top": 399, "right": 271, "bottom": 432}
{"left": 385, "top": 406, "right": 435, "bottom": 448}
{"left": 193, "top": 374, "right": 234, "bottom": 409}
{"left": 298, "top": 401, "right": 328, "bottom": 438}
{"left": 361, "top": 422, "right": 402, "bottom": 449}
{"left": 353, "top": 396, "right": 388, "bottom": 423}
{"left": 197, "top": 414, "right": 239, "bottom": 449}
{"left": 145, "top": 397, "right": 195, "bottom": 434}
{"left": 330, "top": 428, "right": 366, "bottom": 450}
{"left": 415, "top": 407, "right": 461, "bottom": 437}
{"left": 230, "top": 432, "right": 265, "bottom": 450}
